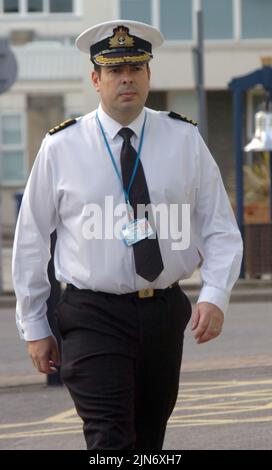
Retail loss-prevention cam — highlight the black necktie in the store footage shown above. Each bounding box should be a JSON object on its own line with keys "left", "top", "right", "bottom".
{"left": 118, "top": 127, "right": 164, "bottom": 282}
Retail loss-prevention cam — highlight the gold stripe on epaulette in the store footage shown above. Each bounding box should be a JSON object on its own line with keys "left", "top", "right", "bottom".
{"left": 180, "top": 114, "right": 198, "bottom": 126}
{"left": 168, "top": 111, "right": 197, "bottom": 126}
{"left": 49, "top": 118, "right": 76, "bottom": 135}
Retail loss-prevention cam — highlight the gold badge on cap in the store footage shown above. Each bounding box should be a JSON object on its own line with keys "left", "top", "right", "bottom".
{"left": 109, "top": 26, "right": 135, "bottom": 49}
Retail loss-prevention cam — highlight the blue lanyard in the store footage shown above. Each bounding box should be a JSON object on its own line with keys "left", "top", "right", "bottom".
{"left": 96, "top": 111, "right": 147, "bottom": 204}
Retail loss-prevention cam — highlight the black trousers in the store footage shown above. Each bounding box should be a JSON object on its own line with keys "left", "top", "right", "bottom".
{"left": 55, "top": 283, "right": 191, "bottom": 450}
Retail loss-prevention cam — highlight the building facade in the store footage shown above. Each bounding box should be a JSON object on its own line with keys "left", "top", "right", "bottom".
{"left": 0, "top": 0, "right": 272, "bottom": 236}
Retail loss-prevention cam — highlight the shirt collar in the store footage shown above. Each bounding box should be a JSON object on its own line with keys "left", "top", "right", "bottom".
{"left": 97, "top": 103, "right": 145, "bottom": 140}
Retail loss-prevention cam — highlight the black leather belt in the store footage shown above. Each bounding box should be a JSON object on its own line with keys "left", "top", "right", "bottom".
{"left": 66, "top": 282, "right": 179, "bottom": 299}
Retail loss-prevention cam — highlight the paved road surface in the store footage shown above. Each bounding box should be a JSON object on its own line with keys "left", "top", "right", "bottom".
{"left": 0, "top": 300, "right": 271, "bottom": 450}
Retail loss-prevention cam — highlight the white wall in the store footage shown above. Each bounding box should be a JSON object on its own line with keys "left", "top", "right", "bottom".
{"left": 65, "top": 92, "right": 86, "bottom": 118}
{"left": 150, "top": 42, "right": 272, "bottom": 91}
{"left": 168, "top": 91, "right": 198, "bottom": 122}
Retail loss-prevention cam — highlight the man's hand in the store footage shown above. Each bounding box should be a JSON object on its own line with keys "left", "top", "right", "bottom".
{"left": 191, "top": 302, "right": 224, "bottom": 344}
{"left": 27, "top": 335, "right": 61, "bottom": 374}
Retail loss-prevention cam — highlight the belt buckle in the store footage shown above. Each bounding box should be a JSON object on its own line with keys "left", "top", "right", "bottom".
{"left": 138, "top": 288, "right": 154, "bottom": 299}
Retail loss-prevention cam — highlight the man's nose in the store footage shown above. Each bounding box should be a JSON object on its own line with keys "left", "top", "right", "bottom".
{"left": 121, "top": 76, "right": 133, "bottom": 84}
{"left": 121, "top": 69, "right": 133, "bottom": 83}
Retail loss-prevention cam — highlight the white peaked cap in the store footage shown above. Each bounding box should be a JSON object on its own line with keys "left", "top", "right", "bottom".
{"left": 76, "top": 20, "right": 164, "bottom": 66}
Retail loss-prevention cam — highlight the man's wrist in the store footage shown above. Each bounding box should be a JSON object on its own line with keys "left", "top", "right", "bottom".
{"left": 19, "top": 318, "right": 53, "bottom": 342}
{"left": 197, "top": 285, "right": 230, "bottom": 315}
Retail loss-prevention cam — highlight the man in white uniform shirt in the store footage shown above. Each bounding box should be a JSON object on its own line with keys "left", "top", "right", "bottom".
{"left": 12, "top": 20, "right": 243, "bottom": 450}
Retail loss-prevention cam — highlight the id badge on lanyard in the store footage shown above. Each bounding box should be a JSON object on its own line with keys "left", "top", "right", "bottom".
{"left": 121, "top": 201, "right": 154, "bottom": 246}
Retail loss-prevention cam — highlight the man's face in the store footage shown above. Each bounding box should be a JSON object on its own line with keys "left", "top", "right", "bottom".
{"left": 92, "top": 63, "right": 151, "bottom": 120}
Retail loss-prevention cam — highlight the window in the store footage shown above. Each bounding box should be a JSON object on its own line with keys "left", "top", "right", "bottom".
{"left": 0, "top": 115, "right": 25, "bottom": 184}
{"left": 2, "top": 150, "right": 25, "bottom": 182}
{"left": 120, "top": 0, "right": 151, "bottom": 24}
{"left": 49, "top": 0, "right": 73, "bottom": 13}
{"left": 120, "top": 0, "right": 192, "bottom": 40}
{"left": 2, "top": 116, "right": 22, "bottom": 144}
{"left": 1, "top": 0, "right": 77, "bottom": 15}
{"left": 118, "top": 0, "right": 272, "bottom": 42}
{"left": 3, "top": 0, "right": 19, "bottom": 13}
{"left": 203, "top": 0, "right": 233, "bottom": 39}
{"left": 27, "top": 0, "right": 43, "bottom": 12}
{"left": 241, "top": 0, "right": 272, "bottom": 39}
{"left": 160, "top": 0, "right": 192, "bottom": 40}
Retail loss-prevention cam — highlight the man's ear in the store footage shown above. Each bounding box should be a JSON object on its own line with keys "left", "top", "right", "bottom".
{"left": 146, "top": 65, "right": 151, "bottom": 89}
{"left": 92, "top": 70, "right": 100, "bottom": 92}
{"left": 147, "top": 64, "right": 151, "bottom": 81}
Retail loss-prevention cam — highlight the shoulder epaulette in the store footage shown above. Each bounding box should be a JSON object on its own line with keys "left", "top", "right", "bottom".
{"left": 168, "top": 111, "right": 197, "bottom": 126}
{"left": 48, "top": 118, "right": 77, "bottom": 135}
